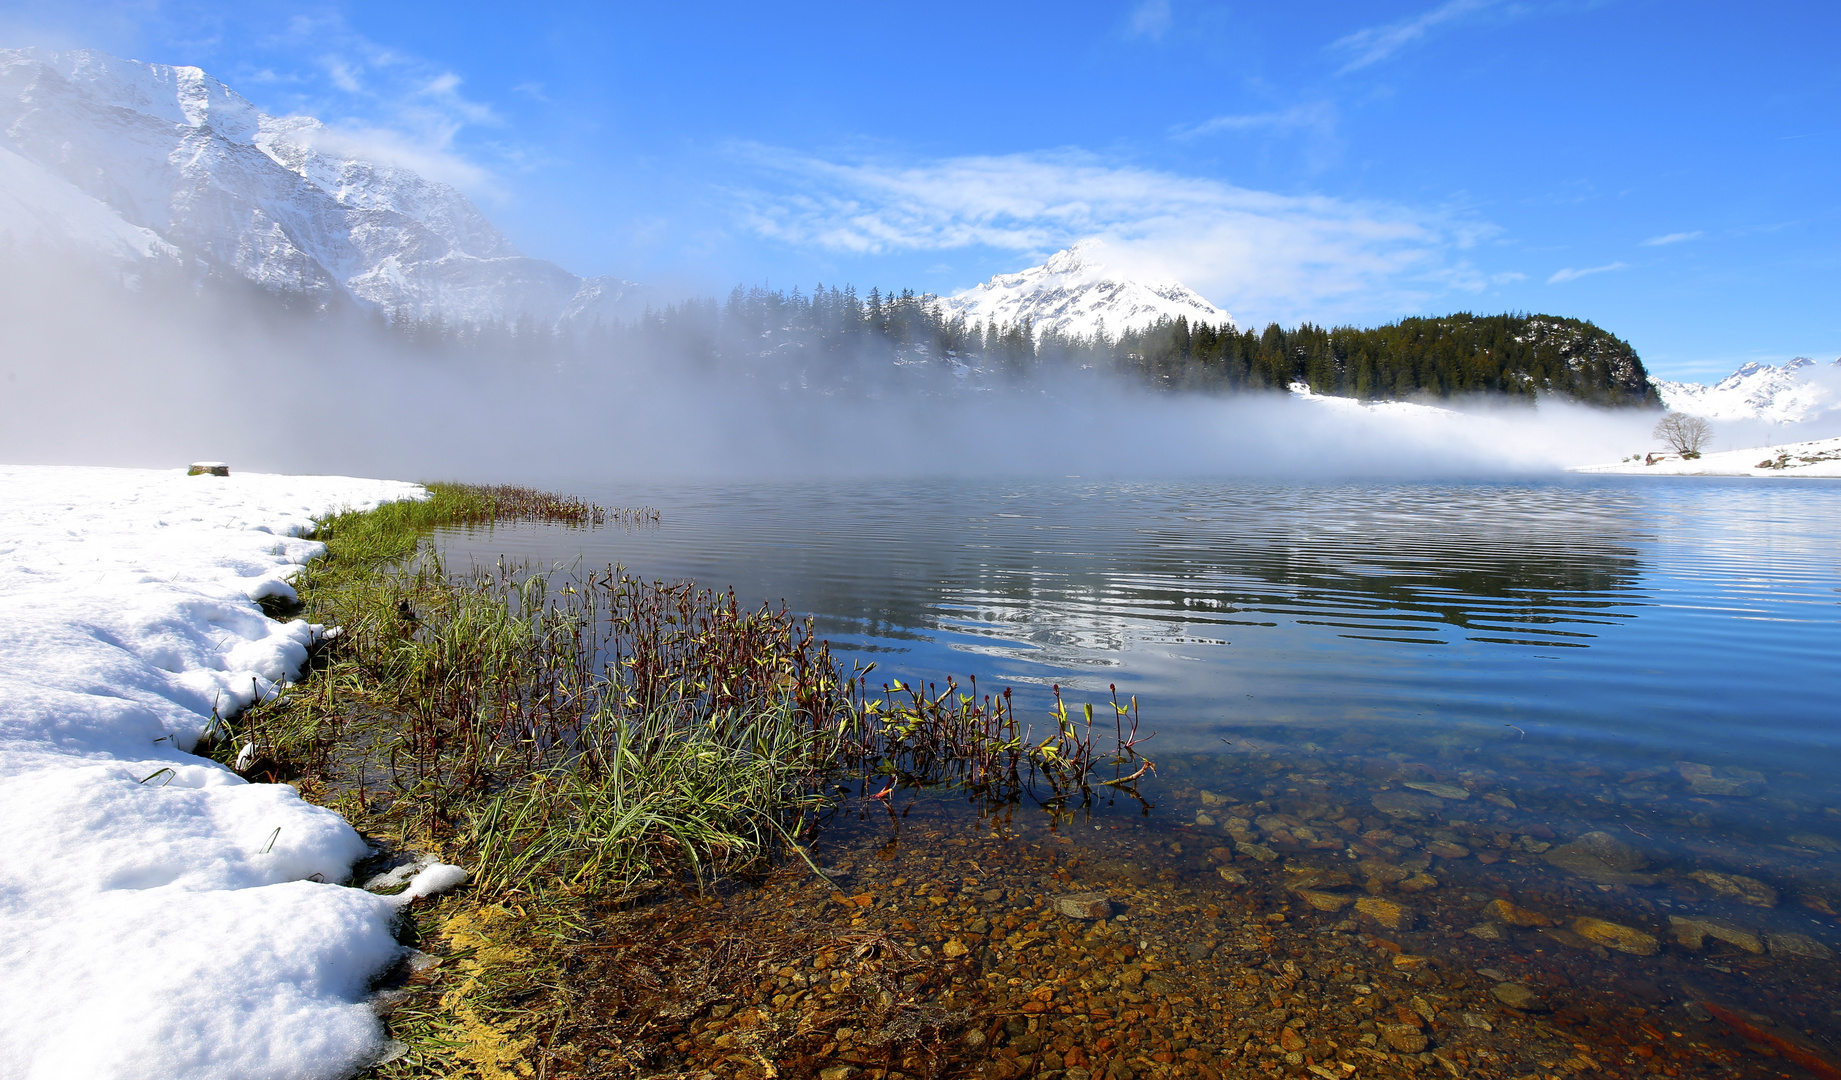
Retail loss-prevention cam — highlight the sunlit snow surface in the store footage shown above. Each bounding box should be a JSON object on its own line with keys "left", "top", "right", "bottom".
{"left": 1572, "top": 435, "right": 1841, "bottom": 477}
{"left": 0, "top": 465, "right": 431, "bottom": 1080}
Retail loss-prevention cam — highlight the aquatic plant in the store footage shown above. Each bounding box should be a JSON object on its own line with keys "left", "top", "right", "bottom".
{"left": 227, "top": 485, "right": 1152, "bottom": 898}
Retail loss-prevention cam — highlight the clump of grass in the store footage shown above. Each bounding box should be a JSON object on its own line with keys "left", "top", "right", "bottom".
{"left": 465, "top": 699, "right": 833, "bottom": 896}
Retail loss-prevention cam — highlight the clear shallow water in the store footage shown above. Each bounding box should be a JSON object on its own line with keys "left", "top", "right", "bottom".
{"left": 438, "top": 477, "right": 1841, "bottom": 1072}
{"left": 436, "top": 477, "right": 1839, "bottom": 776}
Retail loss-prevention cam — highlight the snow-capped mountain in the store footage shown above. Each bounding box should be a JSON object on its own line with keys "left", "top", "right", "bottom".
{"left": 0, "top": 47, "right": 641, "bottom": 327}
{"left": 939, "top": 240, "right": 1233, "bottom": 340}
{"left": 1652, "top": 357, "right": 1841, "bottom": 423}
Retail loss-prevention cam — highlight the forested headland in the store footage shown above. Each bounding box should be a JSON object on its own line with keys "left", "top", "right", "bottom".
{"left": 388, "top": 283, "right": 1657, "bottom": 408}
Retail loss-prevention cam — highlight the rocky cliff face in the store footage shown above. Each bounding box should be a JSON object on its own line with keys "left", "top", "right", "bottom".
{"left": 0, "top": 47, "right": 641, "bottom": 327}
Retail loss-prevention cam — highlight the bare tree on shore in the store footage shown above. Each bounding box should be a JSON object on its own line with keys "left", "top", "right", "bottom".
{"left": 1654, "top": 412, "right": 1714, "bottom": 457}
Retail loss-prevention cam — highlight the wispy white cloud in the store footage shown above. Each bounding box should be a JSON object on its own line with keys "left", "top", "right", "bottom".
{"left": 243, "top": 15, "right": 504, "bottom": 194}
{"left": 1126, "top": 0, "right": 1173, "bottom": 41}
{"left": 1641, "top": 230, "right": 1702, "bottom": 246}
{"left": 1172, "top": 101, "right": 1336, "bottom": 140}
{"left": 726, "top": 145, "right": 1499, "bottom": 324}
{"left": 1547, "top": 261, "right": 1627, "bottom": 284}
{"left": 1330, "top": 0, "right": 1499, "bottom": 72}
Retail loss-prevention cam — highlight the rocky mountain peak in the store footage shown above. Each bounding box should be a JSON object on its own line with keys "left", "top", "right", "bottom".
{"left": 0, "top": 46, "right": 641, "bottom": 329}
{"left": 940, "top": 241, "right": 1233, "bottom": 341}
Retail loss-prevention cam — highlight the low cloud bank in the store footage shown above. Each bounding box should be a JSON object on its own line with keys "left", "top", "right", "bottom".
{"left": 0, "top": 256, "right": 1760, "bottom": 485}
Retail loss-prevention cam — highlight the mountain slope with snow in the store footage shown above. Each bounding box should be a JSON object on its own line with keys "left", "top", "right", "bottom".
{"left": 0, "top": 47, "right": 641, "bottom": 328}
{"left": 1652, "top": 357, "right": 1841, "bottom": 423}
{"left": 939, "top": 240, "right": 1233, "bottom": 340}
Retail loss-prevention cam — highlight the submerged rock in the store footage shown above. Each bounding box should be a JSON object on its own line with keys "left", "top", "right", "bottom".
{"left": 1402, "top": 780, "right": 1469, "bottom": 801}
{"left": 1372, "top": 790, "right": 1443, "bottom": 820}
{"left": 1676, "top": 761, "right": 1765, "bottom": 797}
{"left": 1543, "top": 831, "right": 1657, "bottom": 885}
{"left": 1765, "top": 933, "right": 1834, "bottom": 960}
{"left": 1668, "top": 916, "right": 1763, "bottom": 954}
{"left": 1483, "top": 898, "right": 1553, "bottom": 928}
{"left": 1298, "top": 889, "right": 1355, "bottom": 912}
{"left": 1572, "top": 917, "right": 1659, "bottom": 956}
{"left": 1354, "top": 897, "right": 1413, "bottom": 930}
{"left": 1491, "top": 982, "right": 1542, "bottom": 1010}
{"left": 1785, "top": 832, "right": 1841, "bottom": 853}
{"left": 1688, "top": 870, "right": 1779, "bottom": 908}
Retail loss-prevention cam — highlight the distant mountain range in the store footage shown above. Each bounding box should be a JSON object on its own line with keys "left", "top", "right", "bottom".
{"left": 1652, "top": 357, "right": 1840, "bottom": 423}
{"left": 938, "top": 240, "right": 1234, "bottom": 339}
{"left": 0, "top": 47, "right": 643, "bottom": 329}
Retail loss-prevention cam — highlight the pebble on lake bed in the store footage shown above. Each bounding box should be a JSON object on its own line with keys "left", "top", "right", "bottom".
{"left": 1379, "top": 1023, "right": 1429, "bottom": 1053}
{"left": 1371, "top": 790, "right": 1442, "bottom": 820}
{"left": 1402, "top": 780, "right": 1469, "bottom": 800}
{"left": 1492, "top": 981, "right": 1543, "bottom": 1010}
{"left": 1482, "top": 898, "right": 1553, "bottom": 927}
{"left": 1052, "top": 892, "right": 1113, "bottom": 920}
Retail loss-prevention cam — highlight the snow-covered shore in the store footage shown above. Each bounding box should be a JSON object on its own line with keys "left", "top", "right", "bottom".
{"left": 0, "top": 465, "right": 452, "bottom": 1078}
{"left": 1569, "top": 435, "right": 1841, "bottom": 477}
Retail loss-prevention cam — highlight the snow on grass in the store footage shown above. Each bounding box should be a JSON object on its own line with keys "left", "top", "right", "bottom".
{"left": 1569, "top": 435, "right": 1841, "bottom": 477}
{"left": 0, "top": 465, "right": 460, "bottom": 1079}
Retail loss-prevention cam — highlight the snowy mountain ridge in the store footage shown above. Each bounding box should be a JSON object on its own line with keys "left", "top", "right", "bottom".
{"left": 1652, "top": 357, "right": 1841, "bottom": 423}
{"left": 0, "top": 47, "right": 642, "bottom": 328}
{"left": 939, "top": 240, "right": 1234, "bottom": 340}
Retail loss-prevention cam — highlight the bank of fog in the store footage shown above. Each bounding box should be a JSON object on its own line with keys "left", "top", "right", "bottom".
{"left": 0, "top": 262, "right": 1672, "bottom": 481}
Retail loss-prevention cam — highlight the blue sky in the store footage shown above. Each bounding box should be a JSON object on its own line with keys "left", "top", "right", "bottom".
{"left": 4, "top": 0, "right": 1837, "bottom": 379}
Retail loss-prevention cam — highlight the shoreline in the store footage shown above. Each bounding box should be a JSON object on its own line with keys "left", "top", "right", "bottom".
{"left": 1569, "top": 435, "right": 1841, "bottom": 477}
{"left": 7, "top": 465, "right": 1838, "bottom": 1080}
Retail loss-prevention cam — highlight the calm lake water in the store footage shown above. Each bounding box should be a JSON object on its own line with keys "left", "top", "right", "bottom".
{"left": 438, "top": 477, "right": 1838, "bottom": 774}
{"left": 438, "top": 476, "right": 1841, "bottom": 1074}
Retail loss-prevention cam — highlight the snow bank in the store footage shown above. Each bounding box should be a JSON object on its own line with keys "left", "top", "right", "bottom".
{"left": 0, "top": 465, "right": 458, "bottom": 1079}
{"left": 1570, "top": 435, "right": 1841, "bottom": 477}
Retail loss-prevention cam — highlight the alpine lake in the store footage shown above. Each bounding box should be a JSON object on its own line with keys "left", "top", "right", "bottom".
{"left": 433, "top": 476, "right": 1841, "bottom": 1080}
